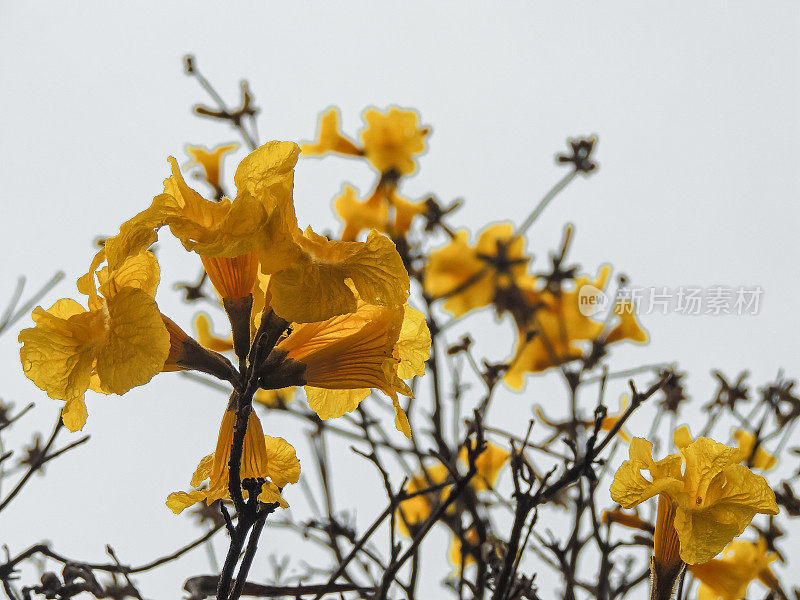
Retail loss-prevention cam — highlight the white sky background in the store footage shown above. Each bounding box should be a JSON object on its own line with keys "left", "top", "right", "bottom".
{"left": 1, "top": 1, "right": 799, "bottom": 597}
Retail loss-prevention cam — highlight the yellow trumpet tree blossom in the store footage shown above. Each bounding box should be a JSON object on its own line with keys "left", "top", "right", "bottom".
{"left": 610, "top": 430, "right": 778, "bottom": 566}
{"left": 260, "top": 302, "right": 431, "bottom": 438}
{"left": 424, "top": 223, "right": 530, "bottom": 318}
{"left": 688, "top": 538, "right": 782, "bottom": 600}
{"left": 302, "top": 107, "right": 429, "bottom": 176}
{"left": 458, "top": 441, "right": 510, "bottom": 491}
{"left": 185, "top": 142, "right": 238, "bottom": 198}
{"left": 733, "top": 429, "right": 777, "bottom": 471}
{"left": 505, "top": 267, "right": 648, "bottom": 388}
{"left": 166, "top": 406, "right": 300, "bottom": 513}
{"left": 18, "top": 251, "right": 170, "bottom": 431}
{"left": 98, "top": 141, "right": 410, "bottom": 325}
{"left": 396, "top": 463, "right": 451, "bottom": 536}
{"left": 334, "top": 184, "right": 426, "bottom": 242}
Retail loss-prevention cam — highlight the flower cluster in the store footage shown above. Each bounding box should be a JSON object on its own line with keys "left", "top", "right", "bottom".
{"left": 18, "top": 135, "right": 431, "bottom": 516}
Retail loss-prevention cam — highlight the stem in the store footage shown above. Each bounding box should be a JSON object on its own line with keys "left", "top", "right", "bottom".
{"left": 514, "top": 171, "right": 577, "bottom": 239}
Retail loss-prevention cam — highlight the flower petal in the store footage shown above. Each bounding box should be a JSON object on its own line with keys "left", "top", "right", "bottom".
{"left": 94, "top": 287, "right": 170, "bottom": 394}
{"left": 264, "top": 436, "right": 301, "bottom": 487}
{"left": 304, "top": 387, "right": 370, "bottom": 420}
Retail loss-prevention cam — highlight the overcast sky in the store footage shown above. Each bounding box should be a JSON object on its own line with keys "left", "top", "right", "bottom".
{"left": 1, "top": 1, "right": 799, "bottom": 597}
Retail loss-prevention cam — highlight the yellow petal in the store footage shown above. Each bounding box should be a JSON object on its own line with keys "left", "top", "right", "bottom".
{"left": 360, "top": 108, "right": 428, "bottom": 175}
{"left": 733, "top": 430, "right": 777, "bottom": 471}
{"left": 254, "top": 387, "right": 295, "bottom": 407}
{"left": 257, "top": 481, "right": 289, "bottom": 508}
{"left": 423, "top": 230, "right": 490, "bottom": 317}
{"left": 263, "top": 436, "right": 301, "bottom": 487}
{"left": 97, "top": 250, "right": 161, "bottom": 300}
{"left": 268, "top": 229, "right": 409, "bottom": 323}
{"left": 94, "top": 287, "right": 170, "bottom": 395}
{"left": 166, "top": 490, "right": 208, "bottom": 514}
{"left": 392, "top": 396, "right": 412, "bottom": 439}
{"left": 19, "top": 300, "right": 105, "bottom": 429}
{"left": 389, "top": 192, "right": 426, "bottom": 236}
{"left": 233, "top": 141, "right": 300, "bottom": 214}
{"left": 304, "top": 387, "right": 370, "bottom": 420}
{"left": 459, "top": 442, "right": 510, "bottom": 491}
{"left": 673, "top": 425, "right": 693, "bottom": 449}
{"left": 609, "top": 438, "right": 683, "bottom": 508}
{"left": 395, "top": 305, "right": 431, "bottom": 379}
{"left": 301, "top": 108, "right": 361, "bottom": 156}
{"left": 190, "top": 453, "right": 215, "bottom": 488}
{"left": 606, "top": 301, "right": 649, "bottom": 344}
{"left": 194, "top": 313, "right": 234, "bottom": 352}
{"left": 186, "top": 143, "right": 238, "bottom": 192}
{"left": 334, "top": 184, "right": 389, "bottom": 242}
{"left": 61, "top": 397, "right": 89, "bottom": 432}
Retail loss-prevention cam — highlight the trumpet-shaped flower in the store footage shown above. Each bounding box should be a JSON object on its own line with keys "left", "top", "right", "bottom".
{"left": 424, "top": 223, "right": 530, "bottom": 318}
{"left": 186, "top": 143, "right": 238, "bottom": 198}
{"left": 733, "top": 430, "right": 777, "bottom": 471}
{"left": 605, "top": 301, "right": 648, "bottom": 344}
{"left": 300, "top": 108, "right": 361, "bottom": 157}
{"left": 505, "top": 267, "right": 648, "bottom": 388}
{"left": 99, "top": 141, "right": 410, "bottom": 324}
{"left": 360, "top": 108, "right": 429, "bottom": 176}
{"left": 262, "top": 302, "right": 431, "bottom": 438}
{"left": 504, "top": 268, "right": 608, "bottom": 388}
{"left": 396, "top": 463, "right": 451, "bottom": 536}
{"left": 334, "top": 184, "right": 426, "bottom": 242}
{"left": 689, "top": 538, "right": 780, "bottom": 600}
{"left": 166, "top": 406, "right": 300, "bottom": 513}
{"left": 302, "top": 107, "right": 429, "bottom": 176}
{"left": 19, "top": 251, "right": 170, "bottom": 431}
{"left": 610, "top": 431, "right": 778, "bottom": 564}
{"left": 458, "top": 441, "right": 510, "bottom": 491}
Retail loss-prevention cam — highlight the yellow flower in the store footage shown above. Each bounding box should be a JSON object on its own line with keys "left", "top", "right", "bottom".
{"left": 302, "top": 107, "right": 428, "bottom": 176}
{"left": 194, "top": 313, "right": 234, "bottom": 353}
{"left": 102, "top": 141, "right": 410, "bottom": 324}
{"left": 300, "top": 108, "right": 361, "bottom": 157}
{"left": 263, "top": 227, "right": 409, "bottom": 323}
{"left": 186, "top": 142, "right": 238, "bottom": 198}
{"left": 334, "top": 184, "right": 426, "bottom": 242}
{"left": 504, "top": 267, "right": 609, "bottom": 388}
{"left": 360, "top": 108, "right": 429, "bottom": 176}
{"left": 166, "top": 406, "right": 300, "bottom": 513}
{"left": 601, "top": 508, "right": 653, "bottom": 532}
{"left": 458, "top": 441, "right": 510, "bottom": 491}
{"left": 610, "top": 430, "right": 778, "bottom": 564}
{"left": 396, "top": 463, "right": 450, "bottom": 536}
{"left": 424, "top": 223, "right": 529, "bottom": 318}
{"left": 263, "top": 302, "right": 431, "bottom": 438}
{"left": 733, "top": 430, "right": 777, "bottom": 471}
{"left": 254, "top": 387, "right": 296, "bottom": 408}
{"left": 334, "top": 185, "right": 388, "bottom": 242}
{"left": 605, "top": 300, "right": 648, "bottom": 344}
{"left": 19, "top": 251, "right": 170, "bottom": 431}
{"left": 689, "top": 538, "right": 780, "bottom": 600}
{"left": 448, "top": 528, "right": 480, "bottom": 571}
